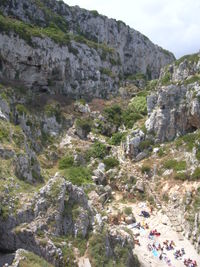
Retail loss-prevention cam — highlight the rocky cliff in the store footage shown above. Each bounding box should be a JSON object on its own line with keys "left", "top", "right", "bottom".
{"left": 0, "top": 0, "right": 174, "bottom": 98}
{"left": 146, "top": 53, "right": 200, "bottom": 142}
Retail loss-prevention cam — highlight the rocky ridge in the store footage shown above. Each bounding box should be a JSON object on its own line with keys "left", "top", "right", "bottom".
{"left": 0, "top": 0, "right": 174, "bottom": 98}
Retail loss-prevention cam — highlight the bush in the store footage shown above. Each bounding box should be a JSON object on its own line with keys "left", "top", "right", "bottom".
{"left": 44, "top": 103, "right": 61, "bottom": 123}
{"left": 161, "top": 71, "right": 171, "bottom": 86}
{"left": 123, "top": 207, "right": 132, "bottom": 215}
{"left": 139, "top": 139, "right": 153, "bottom": 150}
{"left": 162, "top": 193, "right": 169, "bottom": 202}
{"left": 0, "top": 121, "right": 10, "bottom": 142}
{"left": 191, "top": 167, "right": 200, "bottom": 180}
{"left": 63, "top": 166, "right": 92, "bottom": 186}
{"left": 100, "top": 67, "right": 113, "bottom": 77}
{"left": 16, "top": 104, "right": 28, "bottom": 115}
{"left": 109, "top": 132, "right": 126, "bottom": 146}
{"left": 174, "top": 172, "right": 188, "bottom": 181}
{"left": 158, "top": 148, "right": 165, "bottom": 157}
{"left": 141, "top": 165, "right": 151, "bottom": 174}
{"left": 104, "top": 104, "right": 122, "bottom": 127}
{"left": 58, "top": 155, "right": 74, "bottom": 169}
{"left": 87, "top": 141, "right": 108, "bottom": 159}
{"left": 122, "top": 109, "right": 142, "bottom": 129}
{"left": 103, "top": 157, "right": 119, "bottom": 171}
{"left": 75, "top": 118, "right": 92, "bottom": 134}
{"left": 129, "top": 96, "right": 147, "bottom": 115}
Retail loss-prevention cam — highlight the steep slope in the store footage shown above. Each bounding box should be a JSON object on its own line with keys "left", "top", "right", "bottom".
{"left": 0, "top": 0, "right": 175, "bottom": 98}
{"left": 146, "top": 53, "right": 200, "bottom": 141}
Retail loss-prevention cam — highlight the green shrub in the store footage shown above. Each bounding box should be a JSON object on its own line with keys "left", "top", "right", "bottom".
{"left": 0, "top": 14, "right": 70, "bottom": 46}
{"left": 75, "top": 118, "right": 92, "bottom": 134}
{"left": 158, "top": 148, "right": 165, "bottom": 157}
{"left": 109, "top": 132, "right": 126, "bottom": 146}
{"left": 44, "top": 103, "right": 61, "bottom": 123}
{"left": 163, "top": 159, "right": 186, "bottom": 171}
{"left": 87, "top": 141, "right": 108, "bottom": 159}
{"left": 175, "top": 53, "right": 199, "bottom": 66}
{"left": 122, "top": 109, "right": 142, "bottom": 129}
{"left": 88, "top": 230, "right": 136, "bottom": 267}
{"left": 100, "top": 67, "right": 113, "bottom": 77}
{"left": 139, "top": 139, "right": 153, "bottom": 150}
{"left": 126, "top": 73, "right": 147, "bottom": 81}
{"left": 141, "top": 165, "right": 151, "bottom": 174}
{"left": 63, "top": 166, "right": 92, "bottom": 186}
{"left": 58, "top": 155, "right": 74, "bottom": 169}
{"left": 91, "top": 10, "right": 99, "bottom": 17}
{"left": 16, "top": 250, "right": 53, "bottom": 267}
{"left": 191, "top": 167, "right": 200, "bottom": 180}
{"left": 103, "top": 157, "right": 119, "bottom": 171}
{"left": 0, "top": 121, "right": 10, "bottom": 142}
{"left": 162, "top": 193, "right": 169, "bottom": 202}
{"left": 0, "top": 204, "right": 9, "bottom": 220}
{"left": 161, "top": 71, "right": 171, "bottom": 86}
{"left": 123, "top": 207, "right": 132, "bottom": 215}
{"left": 145, "top": 79, "right": 158, "bottom": 91}
{"left": 174, "top": 172, "right": 188, "bottom": 181}
{"left": 129, "top": 96, "right": 147, "bottom": 115}
{"left": 196, "top": 148, "right": 200, "bottom": 160}
{"left": 16, "top": 104, "right": 28, "bottom": 115}
{"left": 104, "top": 104, "right": 122, "bottom": 127}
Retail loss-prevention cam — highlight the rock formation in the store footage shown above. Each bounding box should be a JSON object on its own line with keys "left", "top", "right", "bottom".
{"left": 146, "top": 53, "right": 200, "bottom": 142}
{"left": 0, "top": 0, "right": 174, "bottom": 98}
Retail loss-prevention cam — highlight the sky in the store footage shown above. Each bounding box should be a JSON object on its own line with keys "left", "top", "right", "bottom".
{"left": 64, "top": 0, "right": 200, "bottom": 59}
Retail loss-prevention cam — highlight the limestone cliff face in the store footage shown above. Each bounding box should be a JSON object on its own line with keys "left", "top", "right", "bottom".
{"left": 0, "top": 0, "right": 175, "bottom": 98}
{"left": 146, "top": 53, "right": 200, "bottom": 142}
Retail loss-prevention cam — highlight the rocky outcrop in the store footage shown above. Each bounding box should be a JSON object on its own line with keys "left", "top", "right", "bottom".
{"left": 0, "top": 0, "right": 174, "bottom": 98}
{"left": 0, "top": 175, "right": 94, "bottom": 266}
{"left": 14, "top": 147, "right": 42, "bottom": 183}
{"left": 146, "top": 53, "right": 200, "bottom": 142}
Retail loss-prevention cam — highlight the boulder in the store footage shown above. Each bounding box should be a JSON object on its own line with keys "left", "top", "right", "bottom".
{"left": 135, "top": 180, "right": 145, "bottom": 193}
{"left": 123, "top": 129, "right": 146, "bottom": 159}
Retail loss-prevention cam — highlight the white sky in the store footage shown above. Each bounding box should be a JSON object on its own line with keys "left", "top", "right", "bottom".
{"left": 64, "top": 0, "right": 200, "bottom": 59}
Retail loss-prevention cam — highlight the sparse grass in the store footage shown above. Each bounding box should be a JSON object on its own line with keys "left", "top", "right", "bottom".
{"left": 184, "top": 75, "right": 200, "bottom": 85}
{"left": 163, "top": 159, "right": 186, "bottom": 171}
{"left": 175, "top": 53, "right": 199, "bottom": 66}
{"left": 17, "top": 250, "right": 53, "bottom": 267}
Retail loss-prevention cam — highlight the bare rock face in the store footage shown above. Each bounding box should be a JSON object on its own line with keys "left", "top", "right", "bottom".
{"left": 146, "top": 53, "right": 200, "bottom": 142}
{"left": 0, "top": 0, "right": 174, "bottom": 98}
